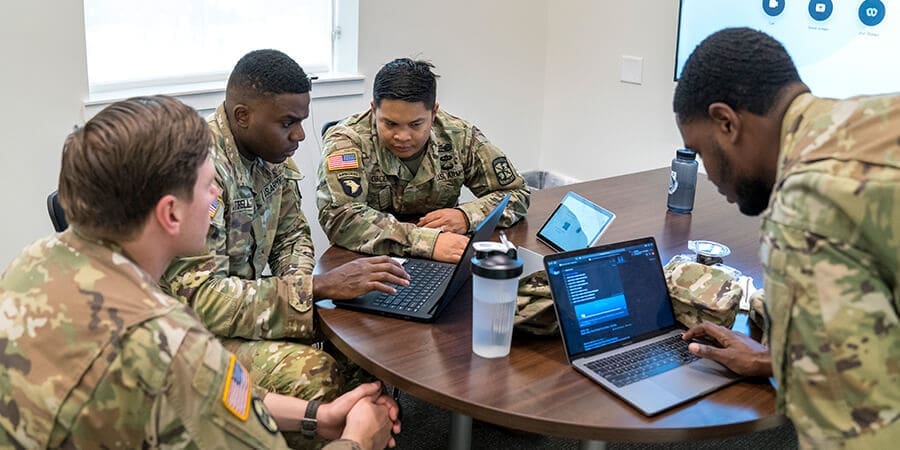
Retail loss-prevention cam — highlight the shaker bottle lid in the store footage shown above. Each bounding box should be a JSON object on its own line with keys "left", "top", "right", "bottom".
{"left": 676, "top": 148, "right": 697, "bottom": 160}
{"left": 471, "top": 251, "right": 523, "bottom": 279}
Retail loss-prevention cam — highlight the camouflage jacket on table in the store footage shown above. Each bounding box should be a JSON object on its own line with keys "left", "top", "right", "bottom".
{"left": 762, "top": 93, "right": 900, "bottom": 447}
{"left": 0, "top": 230, "right": 298, "bottom": 449}
{"left": 316, "top": 108, "right": 530, "bottom": 258}
{"left": 162, "top": 105, "right": 318, "bottom": 340}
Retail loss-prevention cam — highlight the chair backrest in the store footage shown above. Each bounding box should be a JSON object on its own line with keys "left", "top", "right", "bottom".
{"left": 47, "top": 190, "right": 68, "bottom": 232}
{"left": 321, "top": 119, "right": 341, "bottom": 138}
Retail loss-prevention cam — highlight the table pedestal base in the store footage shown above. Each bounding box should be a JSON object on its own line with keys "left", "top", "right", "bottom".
{"left": 449, "top": 412, "right": 472, "bottom": 450}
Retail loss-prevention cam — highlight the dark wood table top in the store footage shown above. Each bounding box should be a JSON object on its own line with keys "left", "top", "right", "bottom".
{"left": 315, "top": 167, "right": 784, "bottom": 442}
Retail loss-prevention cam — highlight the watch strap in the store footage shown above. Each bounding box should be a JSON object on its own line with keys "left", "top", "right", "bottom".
{"left": 300, "top": 400, "right": 320, "bottom": 438}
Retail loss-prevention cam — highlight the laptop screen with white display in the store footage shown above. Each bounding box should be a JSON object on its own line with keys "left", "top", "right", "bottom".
{"left": 545, "top": 237, "right": 677, "bottom": 360}
{"left": 536, "top": 192, "right": 615, "bottom": 252}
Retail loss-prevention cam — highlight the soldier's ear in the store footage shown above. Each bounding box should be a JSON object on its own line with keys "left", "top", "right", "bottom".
{"left": 153, "top": 194, "right": 181, "bottom": 236}
{"left": 708, "top": 102, "right": 741, "bottom": 144}
{"left": 233, "top": 104, "right": 251, "bottom": 129}
{"left": 370, "top": 100, "right": 376, "bottom": 113}
{"left": 432, "top": 102, "right": 439, "bottom": 118}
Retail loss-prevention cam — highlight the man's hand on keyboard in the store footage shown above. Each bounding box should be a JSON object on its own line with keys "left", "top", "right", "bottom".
{"left": 682, "top": 323, "right": 773, "bottom": 377}
{"left": 313, "top": 256, "right": 410, "bottom": 300}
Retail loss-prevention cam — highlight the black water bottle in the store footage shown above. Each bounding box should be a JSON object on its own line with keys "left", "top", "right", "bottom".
{"left": 667, "top": 149, "right": 698, "bottom": 214}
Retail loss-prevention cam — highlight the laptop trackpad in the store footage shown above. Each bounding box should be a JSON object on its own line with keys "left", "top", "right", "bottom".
{"left": 650, "top": 360, "right": 738, "bottom": 398}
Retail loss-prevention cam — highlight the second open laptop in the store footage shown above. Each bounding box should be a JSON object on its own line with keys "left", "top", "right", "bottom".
{"left": 333, "top": 194, "right": 511, "bottom": 322}
{"left": 543, "top": 237, "right": 741, "bottom": 415}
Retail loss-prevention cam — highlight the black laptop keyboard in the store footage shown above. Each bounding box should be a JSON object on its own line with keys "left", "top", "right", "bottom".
{"left": 370, "top": 261, "right": 453, "bottom": 313}
{"left": 585, "top": 335, "right": 700, "bottom": 387}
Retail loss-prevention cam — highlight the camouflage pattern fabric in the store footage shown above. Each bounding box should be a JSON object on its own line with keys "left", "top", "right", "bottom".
{"left": 316, "top": 108, "right": 530, "bottom": 258}
{"left": 515, "top": 271, "right": 558, "bottom": 336}
{"left": 761, "top": 93, "right": 900, "bottom": 447}
{"left": 161, "top": 105, "right": 352, "bottom": 405}
{"left": 663, "top": 260, "right": 742, "bottom": 329}
{"left": 748, "top": 289, "right": 769, "bottom": 346}
{"left": 0, "top": 230, "right": 297, "bottom": 448}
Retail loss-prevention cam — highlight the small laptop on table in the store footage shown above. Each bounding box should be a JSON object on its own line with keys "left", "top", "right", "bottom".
{"left": 333, "top": 195, "right": 511, "bottom": 322}
{"left": 543, "top": 237, "right": 740, "bottom": 416}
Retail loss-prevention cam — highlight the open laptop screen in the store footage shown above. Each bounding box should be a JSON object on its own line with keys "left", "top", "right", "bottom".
{"left": 545, "top": 238, "right": 676, "bottom": 360}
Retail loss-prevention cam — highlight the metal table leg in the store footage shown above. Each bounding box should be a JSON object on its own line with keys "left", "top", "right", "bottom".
{"left": 449, "top": 412, "right": 472, "bottom": 450}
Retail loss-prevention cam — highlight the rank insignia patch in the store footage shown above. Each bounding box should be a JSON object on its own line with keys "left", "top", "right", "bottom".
{"left": 327, "top": 152, "right": 359, "bottom": 171}
{"left": 492, "top": 157, "right": 515, "bottom": 186}
{"left": 341, "top": 177, "right": 362, "bottom": 197}
{"left": 222, "top": 355, "right": 252, "bottom": 420}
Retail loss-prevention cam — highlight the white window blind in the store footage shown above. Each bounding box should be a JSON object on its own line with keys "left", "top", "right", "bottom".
{"left": 84, "top": 0, "right": 334, "bottom": 93}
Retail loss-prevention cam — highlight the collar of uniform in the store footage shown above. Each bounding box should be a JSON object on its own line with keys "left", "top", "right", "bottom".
{"left": 213, "top": 104, "right": 255, "bottom": 188}
{"left": 61, "top": 228, "right": 166, "bottom": 306}
{"left": 776, "top": 93, "right": 818, "bottom": 180}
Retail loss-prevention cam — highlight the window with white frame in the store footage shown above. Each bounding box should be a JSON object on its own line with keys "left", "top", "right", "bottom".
{"left": 84, "top": 0, "right": 338, "bottom": 93}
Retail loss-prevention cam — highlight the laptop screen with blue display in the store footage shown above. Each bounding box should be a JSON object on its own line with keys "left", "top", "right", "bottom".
{"left": 545, "top": 238, "right": 676, "bottom": 359}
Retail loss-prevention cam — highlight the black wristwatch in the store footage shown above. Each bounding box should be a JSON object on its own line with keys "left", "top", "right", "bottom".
{"left": 300, "top": 400, "right": 320, "bottom": 438}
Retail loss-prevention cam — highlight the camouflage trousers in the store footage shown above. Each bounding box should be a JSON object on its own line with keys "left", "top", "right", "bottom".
{"left": 221, "top": 338, "right": 372, "bottom": 449}
{"left": 221, "top": 338, "right": 371, "bottom": 401}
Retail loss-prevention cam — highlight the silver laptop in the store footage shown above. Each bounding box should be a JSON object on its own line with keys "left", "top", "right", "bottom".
{"left": 543, "top": 237, "right": 740, "bottom": 416}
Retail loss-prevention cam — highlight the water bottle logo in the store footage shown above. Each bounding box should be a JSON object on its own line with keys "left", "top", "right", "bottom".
{"left": 668, "top": 170, "right": 678, "bottom": 195}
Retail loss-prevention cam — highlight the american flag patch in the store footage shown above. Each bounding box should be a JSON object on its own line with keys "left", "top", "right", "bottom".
{"left": 208, "top": 197, "right": 221, "bottom": 219}
{"left": 222, "top": 355, "right": 252, "bottom": 420}
{"left": 327, "top": 152, "right": 359, "bottom": 171}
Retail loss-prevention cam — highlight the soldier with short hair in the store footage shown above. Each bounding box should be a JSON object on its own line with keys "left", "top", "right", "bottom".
{"left": 162, "top": 50, "right": 410, "bottom": 415}
{"left": 316, "top": 58, "right": 530, "bottom": 263}
{"left": 674, "top": 28, "right": 900, "bottom": 448}
{"left": 0, "top": 96, "right": 400, "bottom": 449}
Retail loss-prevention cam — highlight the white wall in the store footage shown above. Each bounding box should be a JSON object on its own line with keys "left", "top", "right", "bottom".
{"left": 0, "top": 1, "right": 89, "bottom": 268}
{"left": 0, "top": 0, "right": 684, "bottom": 267}
{"left": 357, "top": 0, "right": 548, "bottom": 172}
{"left": 539, "top": 0, "right": 684, "bottom": 181}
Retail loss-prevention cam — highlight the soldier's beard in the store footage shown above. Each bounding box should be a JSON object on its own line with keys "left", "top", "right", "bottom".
{"left": 715, "top": 144, "right": 773, "bottom": 216}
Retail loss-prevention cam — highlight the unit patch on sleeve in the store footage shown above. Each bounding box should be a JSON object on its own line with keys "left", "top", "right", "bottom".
{"left": 327, "top": 152, "right": 359, "bottom": 171}
{"left": 492, "top": 157, "right": 515, "bottom": 186}
{"left": 340, "top": 177, "right": 362, "bottom": 197}
{"left": 252, "top": 397, "right": 279, "bottom": 434}
{"left": 222, "top": 355, "right": 252, "bottom": 420}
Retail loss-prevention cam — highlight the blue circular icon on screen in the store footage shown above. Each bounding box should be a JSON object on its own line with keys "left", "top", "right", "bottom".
{"left": 809, "top": 0, "right": 834, "bottom": 21}
{"left": 763, "top": 0, "right": 786, "bottom": 16}
{"left": 859, "top": 0, "right": 886, "bottom": 26}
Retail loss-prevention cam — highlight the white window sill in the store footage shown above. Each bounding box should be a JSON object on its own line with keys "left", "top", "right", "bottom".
{"left": 83, "top": 73, "right": 365, "bottom": 120}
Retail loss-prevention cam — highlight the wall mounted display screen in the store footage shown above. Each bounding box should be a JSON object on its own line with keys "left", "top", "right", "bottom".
{"left": 675, "top": 0, "right": 899, "bottom": 99}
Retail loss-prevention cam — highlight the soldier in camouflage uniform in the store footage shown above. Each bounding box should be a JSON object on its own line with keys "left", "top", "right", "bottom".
{"left": 162, "top": 51, "right": 409, "bottom": 414}
{"left": 675, "top": 28, "right": 898, "bottom": 448}
{"left": 317, "top": 58, "right": 530, "bottom": 263}
{"left": 0, "top": 96, "right": 400, "bottom": 449}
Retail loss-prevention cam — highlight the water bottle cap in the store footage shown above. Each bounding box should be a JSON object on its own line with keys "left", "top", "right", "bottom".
{"left": 676, "top": 149, "right": 697, "bottom": 160}
{"left": 471, "top": 253, "right": 523, "bottom": 279}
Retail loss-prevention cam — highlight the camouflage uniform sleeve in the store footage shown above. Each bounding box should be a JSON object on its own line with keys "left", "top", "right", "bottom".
{"left": 762, "top": 169, "right": 900, "bottom": 448}
{"left": 316, "top": 129, "right": 440, "bottom": 258}
{"left": 159, "top": 324, "right": 291, "bottom": 449}
{"left": 162, "top": 177, "right": 316, "bottom": 341}
{"left": 270, "top": 163, "right": 316, "bottom": 276}
{"left": 456, "top": 126, "right": 530, "bottom": 231}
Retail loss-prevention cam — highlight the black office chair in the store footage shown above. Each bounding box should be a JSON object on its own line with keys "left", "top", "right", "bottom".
{"left": 320, "top": 119, "right": 342, "bottom": 138}
{"left": 47, "top": 190, "right": 68, "bottom": 232}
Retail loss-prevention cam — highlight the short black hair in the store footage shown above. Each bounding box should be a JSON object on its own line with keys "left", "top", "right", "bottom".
{"left": 674, "top": 28, "right": 801, "bottom": 123}
{"left": 227, "top": 49, "right": 310, "bottom": 97}
{"left": 373, "top": 58, "right": 439, "bottom": 109}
